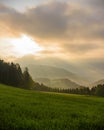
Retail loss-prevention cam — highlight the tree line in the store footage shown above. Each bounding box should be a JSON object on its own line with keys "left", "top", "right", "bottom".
{"left": 32, "top": 81, "right": 104, "bottom": 97}
{"left": 40, "top": 85, "right": 104, "bottom": 97}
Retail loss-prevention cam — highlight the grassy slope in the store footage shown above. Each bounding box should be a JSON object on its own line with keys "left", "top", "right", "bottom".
{"left": 0, "top": 84, "right": 104, "bottom": 130}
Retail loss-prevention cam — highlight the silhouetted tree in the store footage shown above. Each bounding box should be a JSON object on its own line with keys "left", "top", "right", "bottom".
{"left": 23, "top": 67, "right": 34, "bottom": 89}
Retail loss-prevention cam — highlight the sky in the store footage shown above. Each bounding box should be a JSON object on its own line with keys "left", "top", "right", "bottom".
{"left": 0, "top": 0, "right": 104, "bottom": 81}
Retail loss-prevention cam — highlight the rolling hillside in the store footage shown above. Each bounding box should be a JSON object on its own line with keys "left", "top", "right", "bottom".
{"left": 0, "top": 84, "right": 104, "bottom": 130}
{"left": 35, "top": 78, "right": 80, "bottom": 89}
{"left": 27, "top": 65, "right": 87, "bottom": 86}
{"left": 90, "top": 79, "right": 104, "bottom": 88}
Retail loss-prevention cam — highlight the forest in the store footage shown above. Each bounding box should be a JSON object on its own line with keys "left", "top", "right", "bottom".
{"left": 0, "top": 59, "right": 40, "bottom": 89}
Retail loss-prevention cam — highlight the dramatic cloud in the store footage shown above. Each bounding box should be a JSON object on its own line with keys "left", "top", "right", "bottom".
{"left": 0, "top": 0, "right": 104, "bottom": 59}
{"left": 0, "top": 1, "right": 104, "bottom": 40}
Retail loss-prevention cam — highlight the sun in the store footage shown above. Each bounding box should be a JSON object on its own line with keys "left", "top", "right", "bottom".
{"left": 10, "top": 34, "right": 43, "bottom": 56}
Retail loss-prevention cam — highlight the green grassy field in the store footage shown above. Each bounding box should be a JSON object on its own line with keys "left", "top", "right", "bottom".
{"left": 0, "top": 84, "right": 104, "bottom": 130}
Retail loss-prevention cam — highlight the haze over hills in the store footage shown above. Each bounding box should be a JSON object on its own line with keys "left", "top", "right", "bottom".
{"left": 28, "top": 65, "right": 75, "bottom": 79}
{"left": 16, "top": 56, "right": 89, "bottom": 85}
{"left": 35, "top": 78, "right": 80, "bottom": 89}
{"left": 15, "top": 55, "right": 104, "bottom": 88}
{"left": 16, "top": 55, "right": 104, "bottom": 84}
{"left": 90, "top": 79, "right": 104, "bottom": 88}
{"left": 27, "top": 64, "right": 88, "bottom": 86}
{"left": 16, "top": 58, "right": 89, "bottom": 88}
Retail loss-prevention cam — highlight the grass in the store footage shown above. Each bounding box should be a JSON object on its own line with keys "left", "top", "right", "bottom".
{"left": 0, "top": 84, "right": 104, "bottom": 130}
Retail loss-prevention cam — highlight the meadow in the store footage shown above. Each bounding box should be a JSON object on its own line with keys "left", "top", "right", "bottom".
{"left": 0, "top": 84, "right": 104, "bottom": 130}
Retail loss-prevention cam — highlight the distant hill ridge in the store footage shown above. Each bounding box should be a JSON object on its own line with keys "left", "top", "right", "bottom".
{"left": 35, "top": 78, "right": 81, "bottom": 89}
{"left": 90, "top": 79, "right": 104, "bottom": 87}
{"left": 26, "top": 64, "right": 87, "bottom": 88}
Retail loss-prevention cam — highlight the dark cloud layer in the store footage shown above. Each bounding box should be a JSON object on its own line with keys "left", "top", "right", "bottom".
{"left": 0, "top": 1, "right": 104, "bottom": 40}
{"left": 0, "top": 1, "right": 104, "bottom": 56}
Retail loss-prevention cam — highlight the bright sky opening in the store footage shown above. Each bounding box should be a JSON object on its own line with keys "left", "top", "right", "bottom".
{"left": 10, "top": 34, "right": 43, "bottom": 56}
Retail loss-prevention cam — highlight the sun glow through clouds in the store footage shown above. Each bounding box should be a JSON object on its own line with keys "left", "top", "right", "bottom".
{"left": 11, "top": 35, "right": 43, "bottom": 56}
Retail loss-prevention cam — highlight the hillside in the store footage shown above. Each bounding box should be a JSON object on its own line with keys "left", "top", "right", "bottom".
{"left": 35, "top": 78, "right": 80, "bottom": 89}
{"left": 16, "top": 55, "right": 104, "bottom": 83}
{"left": 90, "top": 79, "right": 104, "bottom": 88}
{"left": 0, "top": 84, "right": 104, "bottom": 130}
{"left": 28, "top": 65, "right": 76, "bottom": 78}
{"left": 26, "top": 64, "right": 87, "bottom": 86}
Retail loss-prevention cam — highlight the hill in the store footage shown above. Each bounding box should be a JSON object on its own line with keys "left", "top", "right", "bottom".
{"left": 27, "top": 64, "right": 87, "bottom": 86}
{"left": 28, "top": 65, "right": 76, "bottom": 79}
{"left": 35, "top": 78, "right": 80, "bottom": 89}
{"left": 17, "top": 55, "right": 103, "bottom": 83}
{"left": 90, "top": 79, "right": 104, "bottom": 88}
{"left": 0, "top": 84, "right": 104, "bottom": 130}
